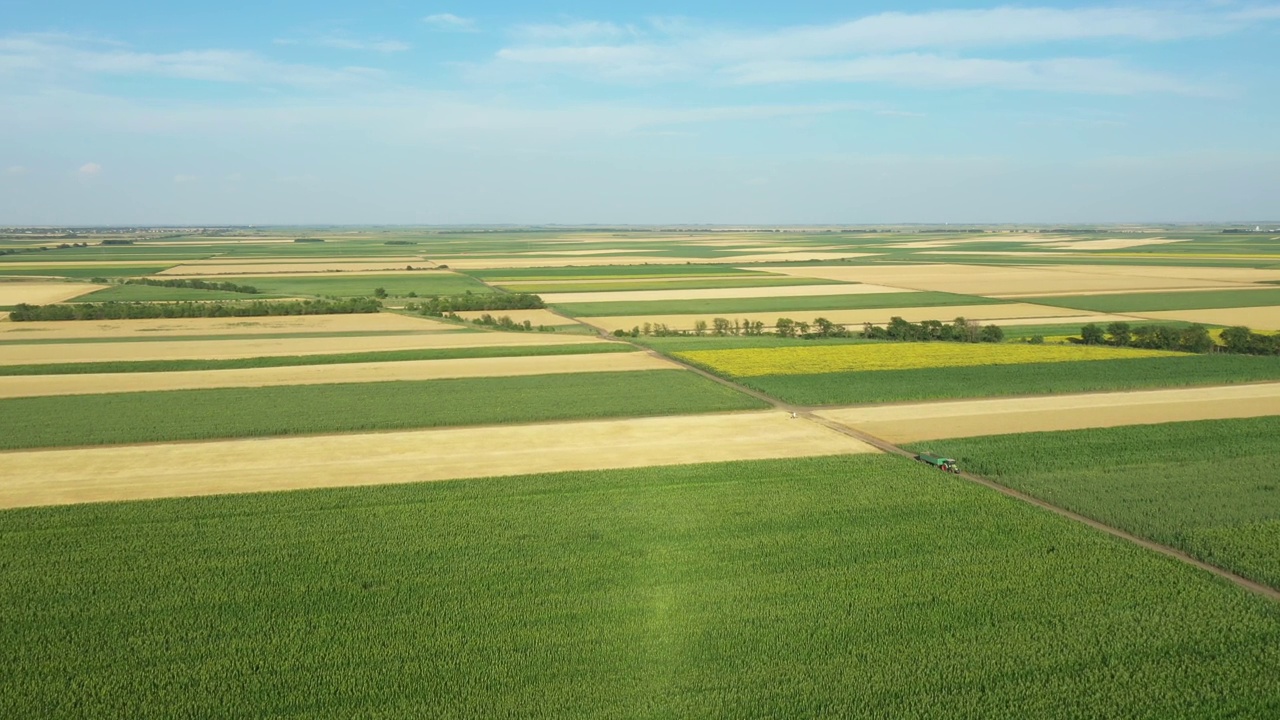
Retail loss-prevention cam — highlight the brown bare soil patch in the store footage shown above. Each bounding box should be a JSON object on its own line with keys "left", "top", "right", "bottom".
{"left": 816, "top": 383, "right": 1280, "bottom": 444}
{"left": 0, "top": 352, "right": 673, "bottom": 398}
{"left": 0, "top": 412, "right": 877, "bottom": 509}
{"left": 0, "top": 282, "right": 105, "bottom": 305}
{"left": 0, "top": 332, "right": 603, "bottom": 365}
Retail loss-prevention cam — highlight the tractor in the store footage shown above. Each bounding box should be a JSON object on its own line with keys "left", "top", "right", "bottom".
{"left": 914, "top": 453, "right": 960, "bottom": 474}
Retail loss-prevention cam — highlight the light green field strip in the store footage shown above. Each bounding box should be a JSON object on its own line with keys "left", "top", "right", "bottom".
{"left": 538, "top": 282, "right": 907, "bottom": 305}
{"left": 493, "top": 276, "right": 843, "bottom": 293}
{"left": 816, "top": 382, "right": 1280, "bottom": 443}
{"left": 0, "top": 352, "right": 677, "bottom": 398}
{"left": 0, "top": 412, "right": 871, "bottom": 509}
{"left": 0, "top": 331, "right": 604, "bottom": 365}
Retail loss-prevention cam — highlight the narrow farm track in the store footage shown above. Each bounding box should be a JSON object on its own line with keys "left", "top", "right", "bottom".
{"left": 645, "top": 341, "right": 1280, "bottom": 603}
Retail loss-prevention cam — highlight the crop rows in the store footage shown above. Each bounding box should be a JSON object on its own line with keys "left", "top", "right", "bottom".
{"left": 3, "top": 455, "right": 1279, "bottom": 717}
{"left": 677, "top": 342, "right": 1184, "bottom": 377}
{"left": 910, "top": 416, "right": 1280, "bottom": 589}
{"left": 0, "top": 370, "right": 766, "bottom": 450}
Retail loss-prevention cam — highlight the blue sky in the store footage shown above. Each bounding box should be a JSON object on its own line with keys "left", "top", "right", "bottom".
{"left": 1, "top": 1, "right": 1277, "bottom": 225}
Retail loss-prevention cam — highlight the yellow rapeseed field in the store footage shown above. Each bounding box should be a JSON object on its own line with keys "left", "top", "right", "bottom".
{"left": 676, "top": 343, "right": 1185, "bottom": 377}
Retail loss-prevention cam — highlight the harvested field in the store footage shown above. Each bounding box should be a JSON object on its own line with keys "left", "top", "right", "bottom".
{"left": 0, "top": 332, "right": 602, "bottom": 365}
{"left": 538, "top": 283, "right": 909, "bottom": 304}
{"left": 1041, "top": 238, "right": 1184, "bottom": 251}
{"left": 0, "top": 352, "right": 675, "bottom": 398}
{"left": 0, "top": 282, "right": 105, "bottom": 305}
{"left": 159, "top": 262, "right": 433, "bottom": 276}
{"left": 760, "top": 264, "right": 1243, "bottom": 295}
{"left": 1128, "top": 307, "right": 1280, "bottom": 331}
{"left": 0, "top": 313, "right": 456, "bottom": 340}
{"left": 817, "top": 383, "right": 1280, "bottom": 443}
{"left": 453, "top": 309, "right": 575, "bottom": 326}
{"left": 581, "top": 303, "right": 1109, "bottom": 333}
{"left": 433, "top": 253, "right": 876, "bottom": 270}
{"left": 0, "top": 412, "right": 873, "bottom": 509}
{"left": 1026, "top": 265, "right": 1280, "bottom": 284}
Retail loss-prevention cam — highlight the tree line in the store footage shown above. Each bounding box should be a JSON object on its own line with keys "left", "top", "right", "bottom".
{"left": 406, "top": 293, "right": 544, "bottom": 317}
{"left": 8, "top": 298, "right": 381, "bottom": 321}
{"left": 1078, "top": 321, "right": 1280, "bottom": 356}
{"left": 613, "top": 315, "right": 1004, "bottom": 342}
{"left": 114, "top": 278, "right": 262, "bottom": 294}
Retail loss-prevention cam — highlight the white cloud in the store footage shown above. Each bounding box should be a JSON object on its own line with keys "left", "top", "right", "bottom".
{"left": 0, "top": 34, "right": 383, "bottom": 89}
{"left": 77, "top": 162, "right": 102, "bottom": 176}
{"left": 275, "top": 36, "right": 410, "bottom": 53}
{"left": 513, "top": 21, "right": 629, "bottom": 42}
{"left": 423, "top": 14, "right": 476, "bottom": 32}
{"left": 5, "top": 165, "right": 26, "bottom": 175}
{"left": 480, "top": 5, "right": 1280, "bottom": 93}
{"left": 174, "top": 174, "right": 199, "bottom": 184}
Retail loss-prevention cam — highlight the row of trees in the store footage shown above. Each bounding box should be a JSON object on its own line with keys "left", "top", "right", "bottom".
{"left": 862, "top": 316, "right": 1004, "bottom": 343}
{"left": 8, "top": 298, "right": 382, "bottom": 321}
{"left": 1220, "top": 326, "right": 1280, "bottom": 355}
{"left": 1079, "top": 322, "right": 1215, "bottom": 353}
{"left": 406, "top": 293, "right": 544, "bottom": 317}
{"left": 459, "top": 313, "right": 556, "bottom": 332}
{"left": 119, "top": 278, "right": 261, "bottom": 294}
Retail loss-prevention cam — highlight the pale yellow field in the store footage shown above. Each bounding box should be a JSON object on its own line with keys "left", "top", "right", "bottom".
{"left": 581, "top": 303, "right": 1104, "bottom": 333}
{"left": 496, "top": 275, "right": 765, "bottom": 289}
{"left": 0, "top": 282, "right": 105, "bottom": 305}
{"left": 159, "top": 261, "right": 433, "bottom": 276}
{"left": 1041, "top": 238, "right": 1184, "bottom": 251}
{"left": 0, "top": 351, "right": 672, "bottom": 398}
{"left": 0, "top": 331, "right": 604, "bottom": 365}
{"left": 759, "top": 264, "right": 1244, "bottom": 295}
{"left": 539, "top": 283, "right": 911, "bottom": 304}
{"left": 518, "top": 249, "right": 637, "bottom": 256}
{"left": 816, "top": 383, "right": 1280, "bottom": 443}
{"left": 0, "top": 313, "right": 456, "bottom": 340}
{"left": 0, "top": 411, "right": 877, "bottom": 509}
{"left": 453, "top": 309, "right": 575, "bottom": 326}
{"left": 1024, "top": 265, "right": 1280, "bottom": 284}
{"left": 1128, "top": 307, "right": 1280, "bottom": 331}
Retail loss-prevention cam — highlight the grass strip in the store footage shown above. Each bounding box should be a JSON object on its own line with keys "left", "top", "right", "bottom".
{"left": 0, "top": 342, "right": 632, "bottom": 376}
{"left": 495, "top": 277, "right": 843, "bottom": 293}
{"left": 0, "top": 370, "right": 765, "bottom": 449}
{"left": 3, "top": 455, "right": 1279, "bottom": 717}
{"left": 555, "top": 291, "right": 1005, "bottom": 318}
{"left": 736, "top": 354, "right": 1280, "bottom": 405}
{"left": 910, "top": 416, "right": 1280, "bottom": 589}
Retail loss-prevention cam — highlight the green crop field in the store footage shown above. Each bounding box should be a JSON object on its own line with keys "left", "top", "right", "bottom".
{"left": 1027, "top": 288, "right": 1280, "bottom": 313}
{"left": 910, "top": 416, "right": 1280, "bottom": 589}
{"left": 0, "top": 370, "right": 765, "bottom": 449}
{"left": 0, "top": 342, "right": 632, "bottom": 376}
{"left": 496, "top": 276, "right": 842, "bottom": 293}
{"left": 223, "top": 273, "right": 494, "bottom": 298}
{"left": 3, "top": 455, "right": 1279, "bottom": 717}
{"left": 554, "top": 291, "right": 1005, "bottom": 318}
{"left": 735, "top": 354, "right": 1280, "bottom": 405}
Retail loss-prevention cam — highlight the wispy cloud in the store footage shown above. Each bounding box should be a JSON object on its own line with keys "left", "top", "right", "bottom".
{"left": 423, "top": 13, "right": 476, "bottom": 32}
{"left": 482, "top": 5, "right": 1279, "bottom": 94}
{"left": 6, "top": 165, "right": 27, "bottom": 176}
{"left": 274, "top": 36, "right": 410, "bottom": 53}
{"left": 0, "top": 34, "right": 382, "bottom": 89}
{"left": 77, "top": 162, "right": 102, "bottom": 176}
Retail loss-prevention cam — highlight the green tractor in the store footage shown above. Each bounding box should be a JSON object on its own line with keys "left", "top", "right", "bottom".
{"left": 914, "top": 453, "right": 960, "bottom": 474}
